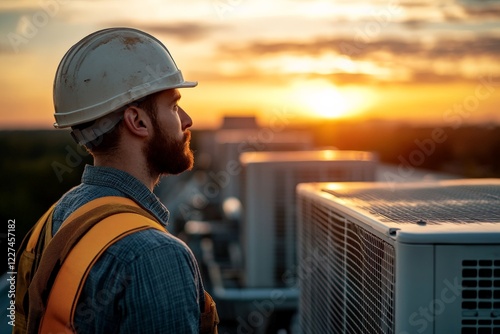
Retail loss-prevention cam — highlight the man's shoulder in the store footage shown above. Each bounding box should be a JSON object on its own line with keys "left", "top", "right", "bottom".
{"left": 51, "top": 185, "right": 126, "bottom": 233}
{"left": 105, "top": 227, "right": 194, "bottom": 264}
{"left": 51, "top": 188, "right": 184, "bottom": 264}
{"left": 56, "top": 183, "right": 124, "bottom": 211}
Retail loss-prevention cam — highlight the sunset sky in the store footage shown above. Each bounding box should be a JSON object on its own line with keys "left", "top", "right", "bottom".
{"left": 1, "top": 0, "right": 499, "bottom": 129}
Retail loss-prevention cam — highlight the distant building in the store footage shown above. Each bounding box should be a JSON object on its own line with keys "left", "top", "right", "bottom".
{"left": 220, "top": 116, "right": 259, "bottom": 130}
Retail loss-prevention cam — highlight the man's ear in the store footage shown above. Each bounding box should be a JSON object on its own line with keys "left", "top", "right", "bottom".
{"left": 122, "top": 106, "right": 151, "bottom": 138}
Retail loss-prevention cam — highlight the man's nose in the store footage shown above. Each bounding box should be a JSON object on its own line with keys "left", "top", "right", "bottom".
{"left": 179, "top": 107, "right": 193, "bottom": 131}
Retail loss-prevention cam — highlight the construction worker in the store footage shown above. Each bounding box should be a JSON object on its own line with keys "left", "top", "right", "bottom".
{"left": 14, "top": 28, "right": 218, "bottom": 333}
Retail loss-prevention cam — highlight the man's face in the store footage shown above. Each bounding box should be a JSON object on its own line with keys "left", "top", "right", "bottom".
{"left": 144, "top": 89, "right": 194, "bottom": 178}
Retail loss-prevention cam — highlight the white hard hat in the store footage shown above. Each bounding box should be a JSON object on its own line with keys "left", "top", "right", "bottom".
{"left": 53, "top": 27, "right": 197, "bottom": 129}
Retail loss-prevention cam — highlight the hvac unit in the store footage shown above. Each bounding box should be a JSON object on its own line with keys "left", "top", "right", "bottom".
{"left": 215, "top": 130, "right": 314, "bottom": 200}
{"left": 297, "top": 179, "right": 500, "bottom": 334}
{"left": 239, "top": 150, "right": 377, "bottom": 289}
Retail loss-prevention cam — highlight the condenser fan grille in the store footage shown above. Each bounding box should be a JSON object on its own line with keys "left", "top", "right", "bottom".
{"left": 325, "top": 185, "right": 500, "bottom": 224}
{"left": 299, "top": 199, "right": 396, "bottom": 333}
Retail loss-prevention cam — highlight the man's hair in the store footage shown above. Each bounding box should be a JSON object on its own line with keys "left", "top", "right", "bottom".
{"left": 74, "top": 93, "right": 160, "bottom": 155}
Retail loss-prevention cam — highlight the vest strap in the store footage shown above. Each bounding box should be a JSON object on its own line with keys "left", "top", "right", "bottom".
{"left": 40, "top": 211, "right": 163, "bottom": 332}
{"left": 201, "top": 291, "right": 220, "bottom": 334}
{"left": 13, "top": 203, "right": 57, "bottom": 334}
{"left": 27, "top": 196, "right": 162, "bottom": 333}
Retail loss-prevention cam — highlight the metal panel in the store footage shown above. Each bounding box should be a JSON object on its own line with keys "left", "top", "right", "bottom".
{"left": 435, "top": 245, "right": 500, "bottom": 334}
{"left": 394, "top": 243, "right": 435, "bottom": 334}
{"left": 243, "top": 161, "right": 276, "bottom": 287}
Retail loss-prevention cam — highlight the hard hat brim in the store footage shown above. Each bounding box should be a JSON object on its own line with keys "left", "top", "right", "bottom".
{"left": 177, "top": 81, "right": 198, "bottom": 88}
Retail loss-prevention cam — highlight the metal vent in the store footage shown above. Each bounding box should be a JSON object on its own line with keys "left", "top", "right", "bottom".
{"left": 274, "top": 165, "right": 375, "bottom": 286}
{"left": 299, "top": 198, "right": 395, "bottom": 333}
{"left": 325, "top": 185, "right": 500, "bottom": 224}
{"left": 461, "top": 259, "right": 500, "bottom": 333}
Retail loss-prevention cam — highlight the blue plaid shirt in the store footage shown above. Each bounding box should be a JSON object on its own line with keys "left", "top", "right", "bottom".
{"left": 52, "top": 165, "right": 205, "bottom": 333}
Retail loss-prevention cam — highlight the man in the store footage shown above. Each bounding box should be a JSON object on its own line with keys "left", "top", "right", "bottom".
{"left": 28, "top": 28, "right": 211, "bottom": 333}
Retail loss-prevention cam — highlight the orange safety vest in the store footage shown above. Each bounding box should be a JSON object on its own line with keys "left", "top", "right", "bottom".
{"left": 14, "top": 196, "right": 219, "bottom": 334}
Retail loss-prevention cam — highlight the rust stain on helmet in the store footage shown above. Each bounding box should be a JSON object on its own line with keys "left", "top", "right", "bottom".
{"left": 89, "top": 36, "right": 113, "bottom": 50}
{"left": 122, "top": 36, "right": 142, "bottom": 49}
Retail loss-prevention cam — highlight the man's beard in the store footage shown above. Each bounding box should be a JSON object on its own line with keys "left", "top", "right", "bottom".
{"left": 145, "top": 124, "right": 194, "bottom": 179}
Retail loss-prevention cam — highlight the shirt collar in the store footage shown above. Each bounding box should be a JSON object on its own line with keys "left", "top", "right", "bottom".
{"left": 81, "top": 165, "right": 170, "bottom": 226}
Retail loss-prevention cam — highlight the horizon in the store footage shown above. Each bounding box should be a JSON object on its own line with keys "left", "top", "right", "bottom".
{"left": 2, "top": 115, "right": 500, "bottom": 132}
{"left": 1, "top": 0, "right": 499, "bottom": 129}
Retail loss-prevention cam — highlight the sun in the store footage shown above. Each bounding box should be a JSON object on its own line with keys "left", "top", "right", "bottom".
{"left": 291, "top": 79, "right": 366, "bottom": 120}
{"left": 305, "top": 86, "right": 349, "bottom": 119}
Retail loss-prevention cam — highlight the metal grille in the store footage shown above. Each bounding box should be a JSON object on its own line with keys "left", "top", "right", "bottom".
{"left": 325, "top": 185, "right": 500, "bottom": 224}
{"left": 274, "top": 165, "right": 375, "bottom": 287}
{"left": 461, "top": 259, "right": 500, "bottom": 333}
{"left": 299, "top": 198, "right": 396, "bottom": 333}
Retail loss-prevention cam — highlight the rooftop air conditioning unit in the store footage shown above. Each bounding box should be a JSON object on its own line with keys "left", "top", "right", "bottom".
{"left": 240, "top": 150, "right": 377, "bottom": 289}
{"left": 296, "top": 179, "right": 500, "bottom": 334}
{"left": 215, "top": 130, "right": 314, "bottom": 200}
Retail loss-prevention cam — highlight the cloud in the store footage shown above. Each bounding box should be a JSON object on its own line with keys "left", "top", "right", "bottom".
{"left": 307, "top": 72, "right": 381, "bottom": 85}
{"left": 408, "top": 70, "right": 465, "bottom": 83}
{"left": 210, "top": 34, "right": 500, "bottom": 86}
{"left": 457, "top": 0, "right": 500, "bottom": 18}
{"left": 422, "top": 35, "right": 500, "bottom": 59}
{"left": 110, "top": 21, "right": 226, "bottom": 42}
{"left": 191, "top": 64, "right": 499, "bottom": 87}
{"left": 461, "top": 6, "right": 500, "bottom": 18}
{"left": 219, "top": 34, "right": 500, "bottom": 60}
{"left": 0, "top": 0, "right": 39, "bottom": 11}
{"left": 0, "top": 43, "right": 12, "bottom": 54}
